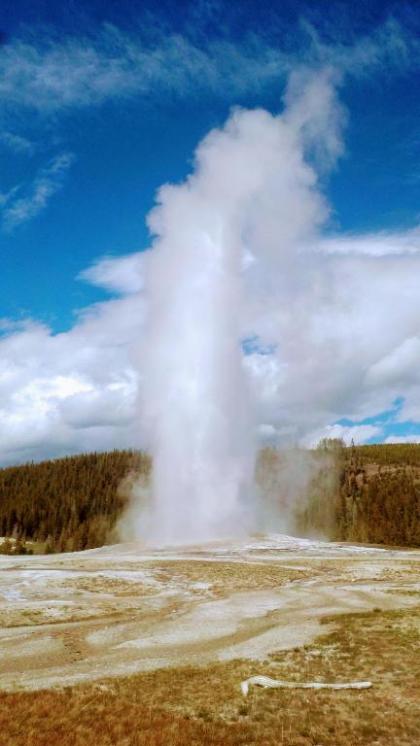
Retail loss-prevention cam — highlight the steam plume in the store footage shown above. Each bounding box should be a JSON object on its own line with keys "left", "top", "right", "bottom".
{"left": 132, "top": 69, "right": 343, "bottom": 543}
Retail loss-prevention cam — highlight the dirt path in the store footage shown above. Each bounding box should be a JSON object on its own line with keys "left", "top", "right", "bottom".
{"left": 0, "top": 535, "right": 418, "bottom": 691}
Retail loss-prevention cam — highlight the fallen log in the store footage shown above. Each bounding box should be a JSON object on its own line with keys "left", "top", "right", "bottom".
{"left": 240, "top": 675, "right": 373, "bottom": 696}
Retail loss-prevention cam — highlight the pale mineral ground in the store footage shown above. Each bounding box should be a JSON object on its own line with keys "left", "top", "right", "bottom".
{"left": 0, "top": 535, "right": 418, "bottom": 691}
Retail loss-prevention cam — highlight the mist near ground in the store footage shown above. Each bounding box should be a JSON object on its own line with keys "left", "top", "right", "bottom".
{"left": 117, "top": 445, "right": 340, "bottom": 546}
{"left": 254, "top": 447, "right": 338, "bottom": 538}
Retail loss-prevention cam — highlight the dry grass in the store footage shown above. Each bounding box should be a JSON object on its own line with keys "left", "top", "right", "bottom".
{"left": 148, "top": 560, "right": 328, "bottom": 596}
{"left": 0, "top": 605, "right": 121, "bottom": 628}
{"left": 375, "top": 563, "right": 420, "bottom": 582}
{"left": 1, "top": 604, "right": 419, "bottom": 745}
{"left": 65, "top": 575, "right": 157, "bottom": 597}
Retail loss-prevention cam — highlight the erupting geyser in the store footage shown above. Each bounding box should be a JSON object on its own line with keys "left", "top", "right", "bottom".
{"left": 140, "top": 116, "right": 260, "bottom": 543}
{"left": 133, "top": 70, "right": 342, "bottom": 544}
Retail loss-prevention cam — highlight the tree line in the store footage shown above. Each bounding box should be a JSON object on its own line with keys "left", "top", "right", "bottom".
{"left": 0, "top": 450, "right": 150, "bottom": 554}
{"left": 295, "top": 440, "right": 420, "bottom": 546}
{"left": 0, "top": 443, "right": 419, "bottom": 553}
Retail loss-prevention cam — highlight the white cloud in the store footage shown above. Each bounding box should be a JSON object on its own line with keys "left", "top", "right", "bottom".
{"left": 0, "top": 26, "right": 288, "bottom": 114}
{"left": 0, "top": 18, "right": 415, "bottom": 233}
{"left": 366, "top": 337, "right": 420, "bottom": 387}
{"left": 319, "top": 227, "right": 420, "bottom": 256}
{"left": 2, "top": 207, "right": 420, "bottom": 466}
{"left": 0, "top": 295, "right": 145, "bottom": 465}
{"left": 300, "top": 16, "right": 417, "bottom": 76}
{"left": 0, "top": 19, "right": 415, "bottom": 117}
{"left": 2, "top": 152, "right": 74, "bottom": 230}
{"left": 301, "top": 424, "right": 382, "bottom": 448}
{"left": 79, "top": 252, "right": 147, "bottom": 295}
{"left": 1, "top": 62, "right": 420, "bottom": 466}
{"left": 384, "top": 435, "right": 420, "bottom": 444}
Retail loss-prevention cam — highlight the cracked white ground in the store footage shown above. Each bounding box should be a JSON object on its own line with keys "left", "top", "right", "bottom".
{"left": 0, "top": 535, "right": 419, "bottom": 691}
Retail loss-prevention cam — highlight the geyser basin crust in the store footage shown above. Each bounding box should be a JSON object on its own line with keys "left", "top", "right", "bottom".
{"left": 0, "top": 534, "right": 418, "bottom": 692}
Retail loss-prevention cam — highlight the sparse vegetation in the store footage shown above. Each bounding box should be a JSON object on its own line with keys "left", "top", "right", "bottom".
{"left": 147, "top": 559, "right": 322, "bottom": 596}
{"left": 0, "top": 605, "right": 418, "bottom": 745}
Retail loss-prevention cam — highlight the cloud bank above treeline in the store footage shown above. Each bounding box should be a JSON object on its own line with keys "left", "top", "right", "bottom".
{"left": 1, "top": 62, "right": 420, "bottom": 465}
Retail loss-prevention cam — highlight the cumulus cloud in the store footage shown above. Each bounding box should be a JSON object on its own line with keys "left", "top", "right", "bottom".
{"left": 245, "top": 237, "right": 420, "bottom": 442}
{"left": 366, "top": 337, "right": 420, "bottom": 387}
{"left": 0, "top": 294, "right": 145, "bottom": 465}
{"left": 1, "top": 62, "right": 420, "bottom": 466}
{"left": 2, "top": 152, "right": 74, "bottom": 230}
{"left": 2, "top": 205, "right": 420, "bottom": 466}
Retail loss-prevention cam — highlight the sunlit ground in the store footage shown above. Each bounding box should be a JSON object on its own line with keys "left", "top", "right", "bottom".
{"left": 0, "top": 535, "right": 419, "bottom": 745}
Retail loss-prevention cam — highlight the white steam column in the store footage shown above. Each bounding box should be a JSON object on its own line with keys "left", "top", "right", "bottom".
{"left": 139, "top": 70, "right": 342, "bottom": 543}
{"left": 141, "top": 116, "right": 257, "bottom": 542}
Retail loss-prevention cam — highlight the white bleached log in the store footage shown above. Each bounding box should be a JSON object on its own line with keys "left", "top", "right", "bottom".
{"left": 240, "top": 675, "right": 372, "bottom": 696}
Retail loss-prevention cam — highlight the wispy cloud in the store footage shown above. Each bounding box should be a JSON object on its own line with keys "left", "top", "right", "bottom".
{"left": 0, "top": 27, "right": 285, "bottom": 113}
{"left": 0, "top": 16, "right": 416, "bottom": 233}
{"left": 2, "top": 152, "right": 74, "bottom": 231}
{"left": 0, "top": 130, "right": 34, "bottom": 154}
{"left": 299, "top": 16, "right": 417, "bottom": 76}
{"left": 0, "top": 184, "right": 20, "bottom": 208}
{"left": 0, "top": 19, "right": 416, "bottom": 116}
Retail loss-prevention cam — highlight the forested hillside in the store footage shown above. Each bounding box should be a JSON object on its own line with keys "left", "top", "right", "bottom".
{"left": 0, "top": 450, "right": 150, "bottom": 554}
{"left": 0, "top": 443, "right": 419, "bottom": 553}
{"left": 295, "top": 441, "right": 420, "bottom": 547}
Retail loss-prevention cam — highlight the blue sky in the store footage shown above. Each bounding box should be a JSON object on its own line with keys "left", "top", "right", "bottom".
{"left": 0, "top": 0, "right": 420, "bottom": 462}
{"left": 1, "top": 0, "right": 419, "bottom": 327}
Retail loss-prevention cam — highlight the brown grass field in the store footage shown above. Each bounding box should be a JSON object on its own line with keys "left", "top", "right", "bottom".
{"left": 0, "top": 537, "right": 419, "bottom": 745}
{"left": 0, "top": 606, "right": 419, "bottom": 746}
